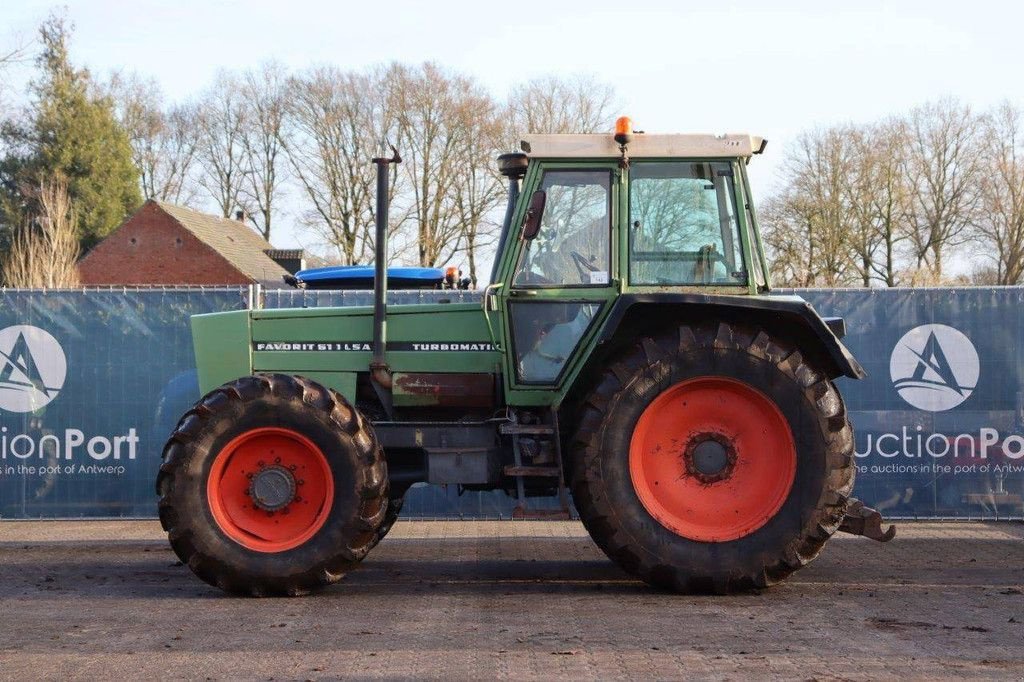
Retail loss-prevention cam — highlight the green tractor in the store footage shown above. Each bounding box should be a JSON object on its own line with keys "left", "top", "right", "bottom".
{"left": 157, "top": 118, "right": 892, "bottom": 596}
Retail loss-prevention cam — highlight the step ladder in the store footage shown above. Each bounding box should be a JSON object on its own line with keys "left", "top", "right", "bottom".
{"left": 499, "top": 411, "right": 571, "bottom": 520}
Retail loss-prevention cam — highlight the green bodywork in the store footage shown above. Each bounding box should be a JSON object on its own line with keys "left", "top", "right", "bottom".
{"left": 192, "top": 155, "right": 788, "bottom": 409}
{"left": 193, "top": 302, "right": 501, "bottom": 405}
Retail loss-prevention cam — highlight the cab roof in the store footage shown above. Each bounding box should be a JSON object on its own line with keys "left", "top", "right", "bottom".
{"left": 520, "top": 133, "right": 766, "bottom": 159}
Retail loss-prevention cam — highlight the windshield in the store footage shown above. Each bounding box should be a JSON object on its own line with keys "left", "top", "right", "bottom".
{"left": 629, "top": 161, "right": 746, "bottom": 286}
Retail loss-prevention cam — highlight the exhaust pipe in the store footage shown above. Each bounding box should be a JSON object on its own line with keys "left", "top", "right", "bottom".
{"left": 370, "top": 145, "right": 401, "bottom": 390}
{"left": 490, "top": 153, "right": 529, "bottom": 283}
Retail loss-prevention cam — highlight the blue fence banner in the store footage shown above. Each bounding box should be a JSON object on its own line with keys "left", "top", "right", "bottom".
{"left": 1, "top": 286, "right": 1021, "bottom": 519}
{"left": 0, "top": 288, "right": 249, "bottom": 518}
{"left": 787, "top": 288, "right": 1024, "bottom": 519}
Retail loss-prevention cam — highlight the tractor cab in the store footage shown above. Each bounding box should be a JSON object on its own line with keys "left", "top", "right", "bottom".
{"left": 481, "top": 121, "right": 854, "bottom": 404}
{"left": 491, "top": 120, "right": 770, "bottom": 295}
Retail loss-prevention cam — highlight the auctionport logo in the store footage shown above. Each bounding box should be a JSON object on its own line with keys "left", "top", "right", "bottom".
{"left": 0, "top": 325, "right": 67, "bottom": 413}
{"left": 857, "top": 322, "right": 1023, "bottom": 466}
{"left": 0, "top": 324, "right": 139, "bottom": 467}
{"left": 889, "top": 324, "right": 979, "bottom": 412}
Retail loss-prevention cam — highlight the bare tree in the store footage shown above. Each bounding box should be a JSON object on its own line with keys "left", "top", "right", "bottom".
{"left": 865, "top": 119, "right": 913, "bottom": 287}
{"left": 761, "top": 191, "right": 841, "bottom": 287}
{"left": 756, "top": 195, "right": 810, "bottom": 286}
{"left": 507, "top": 74, "right": 617, "bottom": 141}
{"left": 106, "top": 71, "right": 199, "bottom": 204}
{"left": 843, "top": 120, "right": 913, "bottom": 286}
{"left": 841, "top": 125, "right": 879, "bottom": 287}
{"left": 0, "top": 43, "right": 28, "bottom": 68}
{"left": 764, "top": 104, "right": 982, "bottom": 288}
{"left": 451, "top": 91, "right": 506, "bottom": 286}
{"left": 905, "top": 98, "right": 981, "bottom": 279}
{"left": 970, "top": 265, "right": 1001, "bottom": 285}
{"left": 282, "top": 66, "right": 398, "bottom": 264}
{"left": 762, "top": 128, "right": 855, "bottom": 287}
{"left": 239, "top": 62, "right": 287, "bottom": 240}
{"left": 2, "top": 175, "right": 80, "bottom": 287}
{"left": 390, "top": 62, "right": 504, "bottom": 268}
{"left": 975, "top": 101, "right": 1024, "bottom": 285}
{"left": 158, "top": 105, "right": 201, "bottom": 203}
{"left": 0, "top": 33, "right": 31, "bottom": 113}
{"left": 194, "top": 72, "right": 248, "bottom": 219}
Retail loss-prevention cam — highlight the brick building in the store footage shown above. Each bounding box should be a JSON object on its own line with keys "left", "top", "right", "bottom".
{"left": 78, "top": 200, "right": 293, "bottom": 286}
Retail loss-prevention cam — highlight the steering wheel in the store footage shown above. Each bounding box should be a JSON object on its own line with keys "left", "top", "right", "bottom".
{"left": 570, "top": 250, "right": 599, "bottom": 283}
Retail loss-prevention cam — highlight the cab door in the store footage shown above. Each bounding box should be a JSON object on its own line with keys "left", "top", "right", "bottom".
{"left": 496, "top": 163, "right": 620, "bottom": 400}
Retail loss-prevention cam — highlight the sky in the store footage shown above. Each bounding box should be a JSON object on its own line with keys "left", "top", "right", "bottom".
{"left": 2, "top": 0, "right": 1022, "bottom": 257}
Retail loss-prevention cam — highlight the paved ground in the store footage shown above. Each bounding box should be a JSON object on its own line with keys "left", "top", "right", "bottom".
{"left": 0, "top": 520, "right": 1023, "bottom": 680}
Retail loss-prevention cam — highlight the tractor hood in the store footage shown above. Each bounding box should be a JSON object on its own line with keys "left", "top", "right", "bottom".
{"left": 191, "top": 302, "right": 500, "bottom": 400}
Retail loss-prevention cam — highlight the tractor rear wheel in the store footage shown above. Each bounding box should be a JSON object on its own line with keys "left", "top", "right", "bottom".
{"left": 156, "top": 374, "right": 388, "bottom": 596}
{"left": 570, "top": 322, "right": 855, "bottom": 593}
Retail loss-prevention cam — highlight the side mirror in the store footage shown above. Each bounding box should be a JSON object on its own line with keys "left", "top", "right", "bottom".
{"left": 522, "top": 190, "right": 546, "bottom": 240}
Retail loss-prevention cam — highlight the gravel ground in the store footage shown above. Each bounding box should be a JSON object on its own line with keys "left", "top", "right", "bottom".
{"left": 0, "top": 520, "right": 1022, "bottom": 680}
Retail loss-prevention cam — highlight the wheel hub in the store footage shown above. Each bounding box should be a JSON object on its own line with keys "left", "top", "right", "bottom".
{"left": 207, "top": 427, "right": 333, "bottom": 553}
{"left": 684, "top": 433, "right": 737, "bottom": 484}
{"left": 249, "top": 464, "right": 297, "bottom": 511}
{"left": 628, "top": 376, "right": 797, "bottom": 542}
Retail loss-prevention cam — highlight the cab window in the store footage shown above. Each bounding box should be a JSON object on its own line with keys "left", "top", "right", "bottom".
{"left": 514, "top": 170, "right": 611, "bottom": 287}
{"left": 629, "top": 162, "right": 746, "bottom": 286}
{"left": 510, "top": 302, "right": 600, "bottom": 383}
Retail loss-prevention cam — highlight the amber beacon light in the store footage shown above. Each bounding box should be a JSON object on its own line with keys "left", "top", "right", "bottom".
{"left": 613, "top": 116, "right": 633, "bottom": 145}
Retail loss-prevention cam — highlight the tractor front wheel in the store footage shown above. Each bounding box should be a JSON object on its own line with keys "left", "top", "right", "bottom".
{"left": 156, "top": 374, "right": 388, "bottom": 596}
{"left": 570, "top": 322, "right": 855, "bottom": 592}
{"left": 367, "top": 490, "right": 407, "bottom": 550}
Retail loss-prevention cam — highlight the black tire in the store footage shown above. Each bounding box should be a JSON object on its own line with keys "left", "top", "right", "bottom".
{"left": 368, "top": 495, "right": 405, "bottom": 550}
{"left": 156, "top": 374, "right": 388, "bottom": 596}
{"left": 569, "top": 321, "right": 855, "bottom": 593}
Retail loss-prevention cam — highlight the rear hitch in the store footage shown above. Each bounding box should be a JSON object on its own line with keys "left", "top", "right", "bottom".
{"left": 838, "top": 498, "right": 896, "bottom": 542}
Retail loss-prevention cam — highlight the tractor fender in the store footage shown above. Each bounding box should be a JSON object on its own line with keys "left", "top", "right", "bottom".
{"left": 587, "top": 293, "right": 865, "bottom": 381}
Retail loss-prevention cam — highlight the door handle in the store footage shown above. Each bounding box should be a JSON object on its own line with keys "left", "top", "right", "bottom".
{"left": 509, "top": 289, "right": 538, "bottom": 297}
{"left": 481, "top": 283, "right": 504, "bottom": 351}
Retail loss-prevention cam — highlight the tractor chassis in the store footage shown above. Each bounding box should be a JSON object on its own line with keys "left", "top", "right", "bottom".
{"left": 374, "top": 415, "right": 893, "bottom": 534}
{"left": 375, "top": 411, "right": 572, "bottom": 519}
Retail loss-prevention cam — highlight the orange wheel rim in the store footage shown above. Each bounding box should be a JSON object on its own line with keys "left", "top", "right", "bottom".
{"left": 628, "top": 377, "right": 796, "bottom": 542}
{"left": 207, "top": 427, "right": 334, "bottom": 553}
